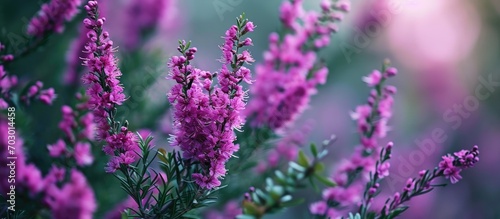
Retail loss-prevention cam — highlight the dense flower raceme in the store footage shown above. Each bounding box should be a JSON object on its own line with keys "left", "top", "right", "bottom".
{"left": 80, "top": 1, "right": 138, "bottom": 172}
{"left": 47, "top": 103, "right": 95, "bottom": 166}
{"left": 0, "top": 119, "right": 97, "bottom": 218}
{"left": 27, "top": 0, "right": 83, "bottom": 37}
{"left": 245, "top": 0, "right": 349, "bottom": 131}
{"left": 310, "top": 64, "right": 397, "bottom": 218}
{"left": 168, "top": 19, "right": 255, "bottom": 189}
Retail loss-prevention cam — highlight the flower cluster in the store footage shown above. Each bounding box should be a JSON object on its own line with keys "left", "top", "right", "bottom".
{"left": 168, "top": 18, "right": 255, "bottom": 189}
{"left": 439, "top": 145, "right": 480, "bottom": 183}
{"left": 27, "top": 0, "right": 83, "bottom": 37}
{"left": 351, "top": 67, "right": 397, "bottom": 150}
{"left": 378, "top": 146, "right": 480, "bottom": 218}
{"left": 246, "top": 0, "right": 349, "bottom": 131}
{"left": 80, "top": 0, "right": 137, "bottom": 172}
{"left": 0, "top": 119, "right": 96, "bottom": 218}
{"left": 21, "top": 81, "right": 57, "bottom": 105}
{"left": 45, "top": 169, "right": 97, "bottom": 219}
{"left": 47, "top": 104, "right": 95, "bottom": 166}
{"left": 310, "top": 64, "right": 397, "bottom": 218}
{"left": 122, "top": 0, "right": 174, "bottom": 49}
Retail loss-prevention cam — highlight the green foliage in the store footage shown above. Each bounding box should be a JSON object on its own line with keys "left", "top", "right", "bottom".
{"left": 239, "top": 141, "right": 336, "bottom": 219}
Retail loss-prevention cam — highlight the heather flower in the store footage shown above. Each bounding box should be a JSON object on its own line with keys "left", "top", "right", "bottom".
{"left": 377, "top": 162, "right": 390, "bottom": 178}
{"left": 48, "top": 139, "right": 68, "bottom": 157}
{"left": 377, "top": 146, "right": 479, "bottom": 218}
{"left": 403, "top": 178, "right": 415, "bottom": 192}
{"left": 19, "top": 164, "right": 45, "bottom": 193}
{"left": 74, "top": 142, "right": 94, "bottom": 166}
{"left": 312, "top": 63, "right": 397, "bottom": 217}
{"left": 122, "top": 0, "right": 176, "bottom": 49}
{"left": 27, "top": 0, "right": 83, "bottom": 36}
{"left": 79, "top": 112, "right": 96, "bottom": 140}
{"left": 362, "top": 70, "right": 382, "bottom": 87}
{"left": 1, "top": 54, "right": 14, "bottom": 62}
{"left": 168, "top": 17, "right": 255, "bottom": 189}
{"left": 44, "top": 165, "right": 66, "bottom": 186}
{"left": 246, "top": 0, "right": 348, "bottom": 131}
{"left": 81, "top": 0, "right": 137, "bottom": 170}
{"left": 438, "top": 145, "right": 479, "bottom": 184}
{"left": 21, "top": 81, "right": 57, "bottom": 105}
{"left": 104, "top": 156, "right": 122, "bottom": 173}
{"left": 59, "top": 105, "right": 77, "bottom": 142}
{"left": 46, "top": 169, "right": 96, "bottom": 219}
{"left": 310, "top": 201, "right": 328, "bottom": 215}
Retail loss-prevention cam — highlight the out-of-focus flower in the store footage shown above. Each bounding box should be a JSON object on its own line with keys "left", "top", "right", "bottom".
{"left": 48, "top": 139, "right": 68, "bottom": 157}
{"left": 74, "top": 142, "right": 94, "bottom": 166}
{"left": 122, "top": 0, "right": 177, "bottom": 49}
{"left": 206, "top": 201, "right": 242, "bottom": 219}
{"left": 246, "top": 0, "right": 347, "bottom": 131}
{"left": 45, "top": 169, "right": 96, "bottom": 219}
{"left": 312, "top": 64, "right": 397, "bottom": 216}
{"left": 27, "top": 0, "right": 83, "bottom": 36}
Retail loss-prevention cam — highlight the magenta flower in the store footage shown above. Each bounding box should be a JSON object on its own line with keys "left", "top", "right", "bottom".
{"left": 81, "top": 0, "right": 138, "bottom": 171}
{"left": 362, "top": 70, "right": 382, "bottom": 87}
{"left": 121, "top": 0, "right": 176, "bottom": 49}
{"left": 58, "top": 105, "right": 77, "bottom": 142}
{"left": 312, "top": 63, "right": 397, "bottom": 217}
{"left": 74, "top": 142, "right": 94, "bottom": 166}
{"left": 309, "top": 201, "right": 328, "bottom": 215}
{"left": 45, "top": 169, "right": 96, "bottom": 219}
{"left": 438, "top": 145, "right": 479, "bottom": 184}
{"left": 39, "top": 87, "right": 57, "bottom": 105}
{"left": 168, "top": 18, "right": 255, "bottom": 188}
{"left": 27, "top": 0, "right": 83, "bottom": 36}
{"left": 48, "top": 139, "right": 68, "bottom": 157}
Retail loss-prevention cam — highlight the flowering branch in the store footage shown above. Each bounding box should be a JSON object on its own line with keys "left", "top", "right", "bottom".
{"left": 374, "top": 145, "right": 480, "bottom": 219}
{"left": 309, "top": 61, "right": 397, "bottom": 218}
